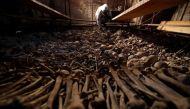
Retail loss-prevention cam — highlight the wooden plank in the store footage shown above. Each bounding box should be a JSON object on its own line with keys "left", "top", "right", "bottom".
{"left": 112, "top": 0, "right": 188, "bottom": 21}
{"left": 157, "top": 21, "right": 190, "bottom": 34}
{"left": 171, "top": 4, "right": 182, "bottom": 20}
{"left": 177, "top": 3, "right": 188, "bottom": 20}
{"left": 182, "top": 1, "right": 190, "bottom": 20}
{"left": 173, "top": 2, "right": 188, "bottom": 20}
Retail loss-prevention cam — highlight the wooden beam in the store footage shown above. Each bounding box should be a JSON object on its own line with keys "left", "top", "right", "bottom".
{"left": 112, "top": 0, "right": 188, "bottom": 21}
{"left": 23, "top": 0, "right": 70, "bottom": 19}
{"left": 22, "top": 0, "right": 96, "bottom": 22}
{"left": 157, "top": 21, "right": 190, "bottom": 34}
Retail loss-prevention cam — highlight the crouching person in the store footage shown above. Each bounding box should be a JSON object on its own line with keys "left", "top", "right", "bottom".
{"left": 95, "top": 4, "right": 111, "bottom": 29}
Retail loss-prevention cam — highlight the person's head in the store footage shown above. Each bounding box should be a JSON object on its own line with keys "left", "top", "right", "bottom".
{"left": 102, "top": 4, "right": 109, "bottom": 11}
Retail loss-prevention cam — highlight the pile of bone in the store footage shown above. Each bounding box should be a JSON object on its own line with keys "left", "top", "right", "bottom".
{"left": 0, "top": 28, "right": 190, "bottom": 109}
{"left": 0, "top": 56, "right": 190, "bottom": 109}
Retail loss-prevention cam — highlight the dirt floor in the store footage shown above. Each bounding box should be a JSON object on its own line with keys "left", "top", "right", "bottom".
{"left": 0, "top": 27, "right": 190, "bottom": 109}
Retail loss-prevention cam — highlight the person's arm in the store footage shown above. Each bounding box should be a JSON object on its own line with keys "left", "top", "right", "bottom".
{"left": 103, "top": 10, "right": 112, "bottom": 22}
{"left": 108, "top": 11, "right": 112, "bottom": 21}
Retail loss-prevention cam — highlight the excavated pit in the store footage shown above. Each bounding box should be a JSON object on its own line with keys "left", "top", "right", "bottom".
{"left": 0, "top": 27, "right": 190, "bottom": 109}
